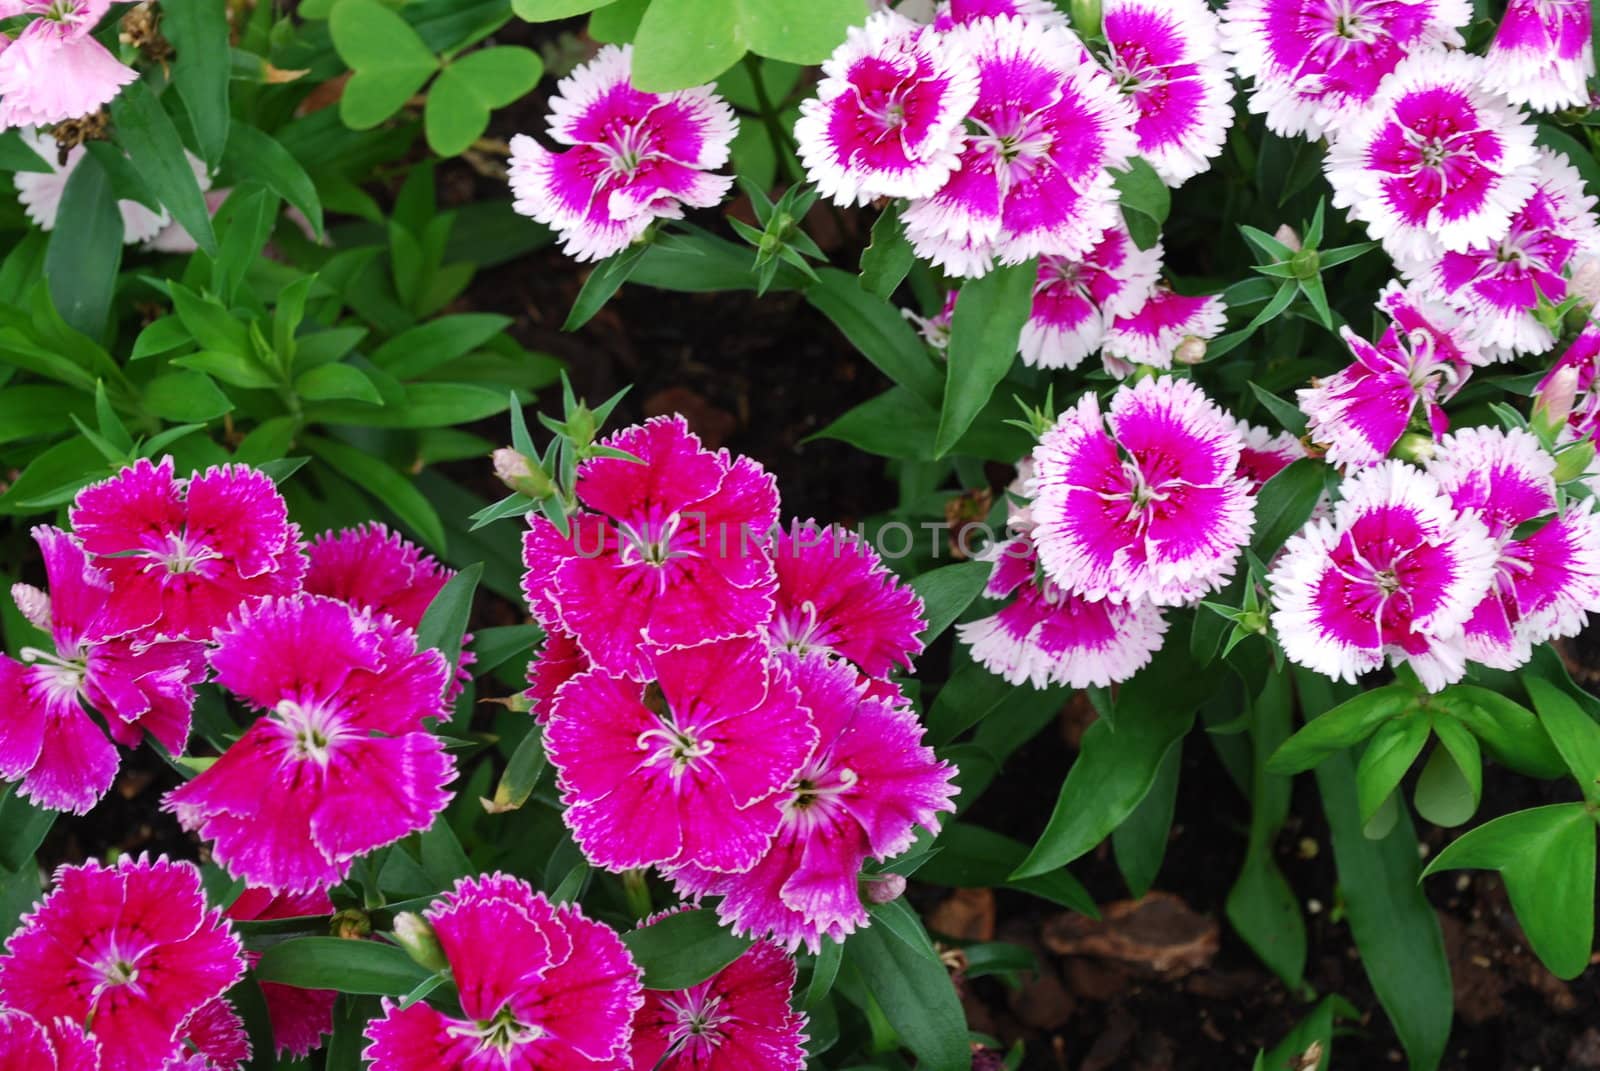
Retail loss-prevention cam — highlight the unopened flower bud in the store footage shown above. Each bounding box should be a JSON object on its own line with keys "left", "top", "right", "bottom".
{"left": 864, "top": 873, "right": 907, "bottom": 905}
{"left": 1068, "top": 0, "right": 1101, "bottom": 37}
{"left": 1570, "top": 258, "right": 1600, "bottom": 309}
{"left": 1553, "top": 439, "right": 1596, "bottom": 485}
{"left": 1273, "top": 224, "right": 1301, "bottom": 253}
{"left": 392, "top": 912, "right": 449, "bottom": 972}
{"left": 330, "top": 908, "right": 372, "bottom": 941}
{"left": 1173, "top": 336, "right": 1207, "bottom": 365}
{"left": 1392, "top": 431, "right": 1436, "bottom": 463}
{"left": 1534, "top": 365, "right": 1578, "bottom": 436}
{"left": 1288, "top": 247, "right": 1320, "bottom": 281}
{"left": 492, "top": 447, "right": 554, "bottom": 499}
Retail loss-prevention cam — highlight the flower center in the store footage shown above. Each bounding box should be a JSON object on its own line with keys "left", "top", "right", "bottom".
{"left": 663, "top": 992, "right": 732, "bottom": 1053}
{"left": 784, "top": 766, "right": 859, "bottom": 833}
{"left": 18, "top": 646, "right": 85, "bottom": 700}
{"left": 773, "top": 600, "right": 830, "bottom": 657}
{"left": 1374, "top": 568, "right": 1400, "bottom": 595}
{"left": 157, "top": 531, "right": 220, "bottom": 575}
{"left": 598, "top": 119, "right": 656, "bottom": 179}
{"left": 273, "top": 700, "right": 347, "bottom": 765}
{"left": 637, "top": 689, "right": 714, "bottom": 776}
{"left": 448, "top": 1006, "right": 545, "bottom": 1057}
{"left": 617, "top": 514, "right": 687, "bottom": 568}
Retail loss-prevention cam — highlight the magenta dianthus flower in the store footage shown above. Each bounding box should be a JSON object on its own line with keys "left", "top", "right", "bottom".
{"left": 1538, "top": 324, "right": 1600, "bottom": 442}
{"left": 1235, "top": 421, "right": 1307, "bottom": 493}
{"left": 525, "top": 626, "right": 588, "bottom": 724}
{"left": 1020, "top": 225, "right": 1163, "bottom": 370}
{"left": 224, "top": 889, "right": 336, "bottom": 1059}
{"left": 932, "top": 0, "right": 1069, "bottom": 31}
{"left": 1100, "top": 285, "right": 1227, "bottom": 375}
{"left": 0, "top": 1008, "right": 99, "bottom": 1071}
{"left": 163, "top": 595, "right": 456, "bottom": 894}
{"left": 0, "top": 1, "right": 138, "bottom": 131}
{"left": 364, "top": 875, "right": 642, "bottom": 1071}
{"left": 1483, "top": 0, "right": 1594, "bottom": 112}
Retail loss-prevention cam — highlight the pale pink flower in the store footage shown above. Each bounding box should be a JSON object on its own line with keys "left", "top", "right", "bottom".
{"left": 795, "top": 11, "right": 979, "bottom": 205}
{"left": 0, "top": 856, "right": 245, "bottom": 1071}
{"left": 1101, "top": 0, "right": 1233, "bottom": 187}
{"left": 0, "top": 1008, "right": 99, "bottom": 1071}
{"left": 363, "top": 875, "right": 642, "bottom": 1071}
{"left": 1298, "top": 282, "right": 1477, "bottom": 467}
{"left": 1020, "top": 225, "right": 1163, "bottom": 370}
{"left": 0, "top": 1, "right": 138, "bottom": 131}
{"left": 1268, "top": 460, "right": 1498, "bottom": 691}
{"left": 902, "top": 16, "right": 1138, "bottom": 277}
{"left": 163, "top": 595, "right": 456, "bottom": 894}
{"left": 1030, "top": 376, "right": 1255, "bottom": 605}
{"left": 508, "top": 45, "right": 736, "bottom": 262}
{"left": 1220, "top": 0, "right": 1470, "bottom": 138}
{"left": 670, "top": 655, "right": 956, "bottom": 952}
{"left": 1426, "top": 426, "right": 1600, "bottom": 669}
{"left": 1100, "top": 285, "right": 1227, "bottom": 375}
{"left": 1324, "top": 49, "right": 1539, "bottom": 263}
{"left": 1538, "top": 324, "right": 1600, "bottom": 442}
{"left": 224, "top": 889, "right": 335, "bottom": 1058}
{"left": 1483, "top": 0, "right": 1594, "bottom": 112}
{"left": 958, "top": 537, "right": 1168, "bottom": 687}
{"left": 546, "top": 637, "right": 815, "bottom": 873}
{"left": 12, "top": 129, "right": 212, "bottom": 244}
{"left": 931, "top": 0, "right": 1069, "bottom": 31}
{"left": 628, "top": 923, "right": 807, "bottom": 1071}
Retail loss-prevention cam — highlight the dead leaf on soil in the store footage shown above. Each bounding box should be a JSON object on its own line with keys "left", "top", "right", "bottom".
{"left": 1042, "top": 891, "right": 1219, "bottom": 978}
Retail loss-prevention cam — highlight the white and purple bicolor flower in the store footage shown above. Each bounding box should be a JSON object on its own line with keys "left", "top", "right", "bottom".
{"left": 1324, "top": 49, "right": 1539, "bottom": 264}
{"left": 1483, "top": 0, "right": 1595, "bottom": 112}
{"left": 1100, "top": 285, "right": 1227, "bottom": 375}
{"left": 508, "top": 45, "right": 737, "bottom": 262}
{"left": 1019, "top": 224, "right": 1164, "bottom": 370}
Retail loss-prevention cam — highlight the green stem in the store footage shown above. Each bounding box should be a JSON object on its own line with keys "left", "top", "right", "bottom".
{"left": 743, "top": 53, "right": 803, "bottom": 186}
{"left": 621, "top": 868, "right": 652, "bottom": 921}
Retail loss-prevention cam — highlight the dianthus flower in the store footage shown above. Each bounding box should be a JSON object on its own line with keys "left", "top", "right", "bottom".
{"left": 1030, "top": 376, "right": 1255, "bottom": 605}
{"left": 1324, "top": 50, "right": 1538, "bottom": 264}
{"left": 768, "top": 521, "right": 926, "bottom": 676}
{"left": 1408, "top": 149, "right": 1600, "bottom": 361}
{"left": 1020, "top": 225, "right": 1163, "bottom": 370}
{"left": 1100, "top": 0, "right": 1233, "bottom": 187}
{"left": 794, "top": 11, "right": 979, "bottom": 206}
{"left": 13, "top": 130, "right": 213, "bottom": 245}
{"left": 1100, "top": 285, "right": 1227, "bottom": 375}
{"left": 0, "top": 857, "right": 244, "bottom": 1071}
{"left": 931, "top": 0, "right": 1069, "bottom": 31}
{"left": 524, "top": 627, "right": 587, "bottom": 723}
{"left": 0, "top": 527, "right": 206, "bottom": 813}
{"left": 1537, "top": 324, "right": 1600, "bottom": 442}
{"left": 546, "top": 637, "right": 815, "bottom": 873}
{"left": 508, "top": 45, "right": 736, "bottom": 262}
{"left": 905, "top": 290, "right": 958, "bottom": 353}
{"left": 1483, "top": 0, "right": 1594, "bottom": 112}
{"left": 958, "top": 537, "right": 1168, "bottom": 688}
{"left": 174, "top": 999, "right": 248, "bottom": 1071}
{"left": 522, "top": 415, "right": 779, "bottom": 681}
{"left": 69, "top": 458, "right": 305, "bottom": 642}
{"left": 364, "top": 875, "right": 642, "bottom": 1071}
{"left": 0, "top": 1008, "right": 99, "bottom": 1071}
{"left": 902, "top": 16, "right": 1137, "bottom": 277}
{"left": 629, "top": 923, "right": 807, "bottom": 1071}
{"left": 670, "top": 655, "right": 956, "bottom": 952}
{"left": 1298, "top": 283, "right": 1477, "bottom": 467}
{"left": 305, "top": 523, "right": 474, "bottom": 699}
{"left": 0, "top": 1, "right": 138, "bottom": 131}
{"left": 1220, "top": 0, "right": 1470, "bottom": 138}
{"left": 1268, "top": 460, "right": 1498, "bottom": 691}
{"left": 163, "top": 595, "right": 456, "bottom": 893}
{"left": 1425, "top": 427, "right": 1600, "bottom": 670}
{"left": 1235, "top": 421, "right": 1307, "bottom": 492}
{"left": 223, "top": 889, "right": 335, "bottom": 1058}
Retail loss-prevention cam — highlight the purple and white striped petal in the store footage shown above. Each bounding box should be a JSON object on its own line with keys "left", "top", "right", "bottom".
{"left": 1019, "top": 225, "right": 1164, "bottom": 369}
{"left": 1100, "top": 286, "right": 1226, "bottom": 375}
{"left": 1483, "top": 0, "right": 1594, "bottom": 112}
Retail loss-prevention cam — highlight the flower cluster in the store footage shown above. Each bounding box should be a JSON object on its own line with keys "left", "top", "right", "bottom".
{"left": 0, "top": 1, "right": 139, "bottom": 131}
{"left": 523, "top": 415, "right": 957, "bottom": 951}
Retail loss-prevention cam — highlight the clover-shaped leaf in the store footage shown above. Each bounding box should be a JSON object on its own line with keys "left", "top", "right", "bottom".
{"left": 426, "top": 48, "right": 545, "bottom": 157}
{"left": 331, "top": 0, "right": 440, "bottom": 130}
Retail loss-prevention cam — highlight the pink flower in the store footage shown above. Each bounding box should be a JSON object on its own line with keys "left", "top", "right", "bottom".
{"left": 363, "top": 874, "right": 642, "bottom": 1071}
{"left": 1100, "top": 0, "right": 1233, "bottom": 187}
{"left": 1268, "top": 460, "right": 1498, "bottom": 691}
{"left": 902, "top": 16, "right": 1137, "bottom": 278}
{"left": 628, "top": 928, "right": 807, "bottom": 1071}
{"left": 794, "top": 11, "right": 979, "bottom": 206}
{"left": 508, "top": 45, "right": 736, "bottom": 262}
{"left": 1220, "top": 0, "right": 1470, "bottom": 138}
{"left": 224, "top": 889, "right": 335, "bottom": 1058}
{"left": 932, "top": 0, "right": 1069, "bottom": 31}
{"left": 524, "top": 626, "right": 588, "bottom": 723}
{"left": 670, "top": 655, "right": 956, "bottom": 952}
{"left": 69, "top": 458, "right": 306, "bottom": 642}
{"left": 1426, "top": 427, "right": 1600, "bottom": 670}
{"left": 0, "top": 1008, "right": 100, "bottom": 1071}
{"left": 1030, "top": 376, "right": 1255, "bottom": 605}
{"left": 768, "top": 521, "right": 926, "bottom": 677}
{"left": 1298, "top": 283, "right": 1477, "bottom": 467}
{"left": 546, "top": 637, "right": 815, "bottom": 873}
{"left": 305, "top": 523, "right": 475, "bottom": 699}
{"left": 1235, "top": 421, "right": 1307, "bottom": 492}
{"left": 0, "top": 1, "right": 138, "bottom": 131}
{"left": 13, "top": 129, "right": 212, "bottom": 244}
{"left": 905, "top": 289, "right": 958, "bottom": 352}
{"left": 1483, "top": 0, "right": 1594, "bottom": 112}
{"left": 1538, "top": 324, "right": 1600, "bottom": 441}
{"left": 523, "top": 415, "right": 779, "bottom": 681}
{"left": 1409, "top": 149, "right": 1600, "bottom": 361}
{"left": 0, "top": 527, "right": 206, "bottom": 814}
{"left": 175, "top": 999, "right": 248, "bottom": 1070}
{"left": 1100, "top": 285, "right": 1227, "bottom": 375}
{"left": 957, "top": 537, "right": 1168, "bottom": 687}
{"left": 0, "top": 856, "right": 245, "bottom": 1071}
{"left": 163, "top": 595, "right": 456, "bottom": 894}
{"left": 1020, "top": 225, "right": 1164, "bottom": 370}
{"left": 1323, "top": 49, "right": 1538, "bottom": 264}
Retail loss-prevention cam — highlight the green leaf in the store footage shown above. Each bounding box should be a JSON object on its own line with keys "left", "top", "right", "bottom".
{"left": 169, "top": 282, "right": 249, "bottom": 355}
{"left": 295, "top": 363, "right": 384, "bottom": 405}
{"left": 743, "top": 0, "right": 866, "bottom": 66}
{"left": 426, "top": 47, "right": 544, "bottom": 156}
{"left": 489, "top": 726, "right": 546, "bottom": 812}
{"left": 306, "top": 382, "right": 510, "bottom": 428}
{"left": 1112, "top": 743, "right": 1179, "bottom": 898}
{"left": 937, "top": 260, "right": 1035, "bottom": 456}
{"left": 304, "top": 435, "right": 447, "bottom": 551}
{"left": 1355, "top": 714, "right": 1432, "bottom": 828}
{"left": 1250, "top": 458, "right": 1325, "bottom": 558}
{"left": 1413, "top": 732, "right": 1481, "bottom": 829}
{"left": 859, "top": 204, "right": 915, "bottom": 300}
{"left": 1248, "top": 380, "right": 1310, "bottom": 436}
{"left": 622, "top": 910, "right": 753, "bottom": 990}
{"left": 165, "top": 0, "right": 233, "bottom": 166}
{"left": 143, "top": 372, "right": 234, "bottom": 423}
{"left": 1524, "top": 675, "right": 1600, "bottom": 805}
{"left": 0, "top": 129, "right": 51, "bottom": 173}
{"left": 223, "top": 123, "right": 325, "bottom": 241}
{"left": 416, "top": 562, "right": 483, "bottom": 679}
{"left": 131, "top": 315, "right": 192, "bottom": 361}
{"left": 1114, "top": 158, "right": 1170, "bottom": 250}
{"left": 110, "top": 78, "right": 217, "bottom": 256}
{"left": 172, "top": 350, "right": 278, "bottom": 391}
{"left": 0, "top": 788, "right": 55, "bottom": 872}
{"left": 1260, "top": 996, "right": 1353, "bottom": 1071}
{"left": 1267, "top": 684, "right": 1413, "bottom": 775}
{"left": 590, "top": 0, "right": 648, "bottom": 41}
{"left": 921, "top": 823, "right": 1098, "bottom": 917}
{"left": 1423, "top": 802, "right": 1595, "bottom": 979}
{"left": 253, "top": 937, "right": 435, "bottom": 995}
{"left": 845, "top": 918, "right": 968, "bottom": 1071}
{"left": 909, "top": 561, "right": 989, "bottom": 644}
{"left": 1437, "top": 685, "right": 1566, "bottom": 779}
{"left": 630, "top": 0, "right": 745, "bottom": 91}
{"left": 332, "top": 0, "right": 441, "bottom": 129}
{"left": 370, "top": 314, "right": 512, "bottom": 379}
{"left": 44, "top": 151, "right": 122, "bottom": 339}
{"left": 805, "top": 268, "right": 943, "bottom": 406}
{"left": 564, "top": 243, "right": 651, "bottom": 332}
{"left": 0, "top": 385, "right": 85, "bottom": 446}
{"left": 513, "top": 0, "right": 615, "bottom": 18}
